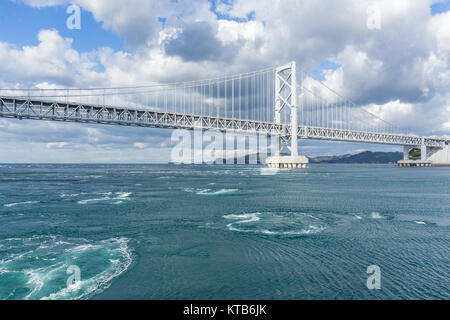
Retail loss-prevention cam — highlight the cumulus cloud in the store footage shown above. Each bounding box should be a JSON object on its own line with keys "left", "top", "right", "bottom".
{"left": 0, "top": 29, "right": 78, "bottom": 86}
{"left": 161, "top": 21, "right": 238, "bottom": 62}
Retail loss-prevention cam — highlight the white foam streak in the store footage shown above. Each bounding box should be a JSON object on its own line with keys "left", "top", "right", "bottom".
{"left": 371, "top": 212, "right": 383, "bottom": 219}
{"left": 77, "top": 192, "right": 132, "bottom": 205}
{"left": 4, "top": 201, "right": 39, "bottom": 208}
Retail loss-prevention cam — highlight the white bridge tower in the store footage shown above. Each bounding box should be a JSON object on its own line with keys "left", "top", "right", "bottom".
{"left": 266, "top": 61, "right": 309, "bottom": 168}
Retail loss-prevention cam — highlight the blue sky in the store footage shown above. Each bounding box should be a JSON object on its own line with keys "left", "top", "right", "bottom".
{"left": 208, "top": 0, "right": 255, "bottom": 22}
{"left": 0, "top": 0, "right": 449, "bottom": 163}
{"left": 0, "top": 1, "right": 123, "bottom": 52}
{"left": 431, "top": 0, "right": 450, "bottom": 14}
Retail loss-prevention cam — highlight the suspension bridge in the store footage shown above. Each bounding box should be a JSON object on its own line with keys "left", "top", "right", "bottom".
{"left": 0, "top": 62, "right": 449, "bottom": 167}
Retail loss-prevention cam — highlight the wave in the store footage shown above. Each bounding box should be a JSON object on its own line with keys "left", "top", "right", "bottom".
{"left": 351, "top": 212, "right": 395, "bottom": 221}
{"left": 0, "top": 236, "right": 132, "bottom": 300}
{"left": 3, "top": 201, "right": 39, "bottom": 208}
{"left": 197, "top": 189, "right": 238, "bottom": 196}
{"left": 370, "top": 212, "right": 385, "bottom": 219}
{"left": 260, "top": 225, "right": 325, "bottom": 236}
{"left": 183, "top": 188, "right": 238, "bottom": 196}
{"left": 223, "top": 212, "right": 326, "bottom": 237}
{"left": 60, "top": 193, "right": 86, "bottom": 198}
{"left": 224, "top": 213, "right": 261, "bottom": 228}
{"left": 77, "top": 192, "right": 132, "bottom": 205}
{"left": 116, "top": 192, "right": 131, "bottom": 199}
{"left": 74, "top": 175, "right": 103, "bottom": 179}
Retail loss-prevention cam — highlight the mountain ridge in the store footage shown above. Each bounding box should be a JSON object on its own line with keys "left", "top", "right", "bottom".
{"left": 206, "top": 150, "right": 403, "bottom": 164}
{"left": 310, "top": 151, "right": 402, "bottom": 164}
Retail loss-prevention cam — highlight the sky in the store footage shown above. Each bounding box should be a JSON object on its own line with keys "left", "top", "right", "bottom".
{"left": 0, "top": 0, "right": 449, "bottom": 163}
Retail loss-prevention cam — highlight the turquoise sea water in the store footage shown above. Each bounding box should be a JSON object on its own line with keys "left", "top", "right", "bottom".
{"left": 0, "top": 164, "right": 448, "bottom": 300}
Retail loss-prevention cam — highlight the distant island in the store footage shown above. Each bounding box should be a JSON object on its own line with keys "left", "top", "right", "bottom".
{"left": 310, "top": 151, "right": 403, "bottom": 164}
{"left": 205, "top": 150, "right": 403, "bottom": 164}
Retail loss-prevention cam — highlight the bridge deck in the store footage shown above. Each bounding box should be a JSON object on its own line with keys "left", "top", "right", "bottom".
{"left": 0, "top": 97, "right": 447, "bottom": 148}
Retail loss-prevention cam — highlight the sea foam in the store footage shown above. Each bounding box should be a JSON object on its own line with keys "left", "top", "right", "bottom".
{"left": 77, "top": 192, "right": 132, "bottom": 205}
{"left": 4, "top": 201, "right": 39, "bottom": 208}
{"left": 223, "top": 212, "right": 326, "bottom": 237}
{"left": 0, "top": 236, "right": 132, "bottom": 300}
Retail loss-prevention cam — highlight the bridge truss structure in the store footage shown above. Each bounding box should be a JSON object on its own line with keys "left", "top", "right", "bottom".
{"left": 0, "top": 96, "right": 446, "bottom": 148}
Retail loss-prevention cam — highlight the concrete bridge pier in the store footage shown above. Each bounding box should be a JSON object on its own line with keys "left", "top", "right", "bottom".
{"left": 398, "top": 142, "right": 450, "bottom": 167}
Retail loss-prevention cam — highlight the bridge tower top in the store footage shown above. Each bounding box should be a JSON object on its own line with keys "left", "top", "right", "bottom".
{"left": 275, "top": 61, "right": 298, "bottom": 157}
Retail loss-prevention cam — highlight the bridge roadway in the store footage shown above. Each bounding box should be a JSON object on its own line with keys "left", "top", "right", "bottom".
{"left": 0, "top": 96, "right": 448, "bottom": 148}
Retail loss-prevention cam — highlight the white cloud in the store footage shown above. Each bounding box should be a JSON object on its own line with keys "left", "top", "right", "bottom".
{"left": 133, "top": 142, "right": 148, "bottom": 149}
{"left": 46, "top": 142, "right": 70, "bottom": 148}
{"left": 0, "top": 29, "right": 100, "bottom": 87}
{"left": 364, "top": 100, "right": 414, "bottom": 126}
{"left": 217, "top": 20, "right": 265, "bottom": 44}
{"left": 19, "top": 0, "right": 69, "bottom": 7}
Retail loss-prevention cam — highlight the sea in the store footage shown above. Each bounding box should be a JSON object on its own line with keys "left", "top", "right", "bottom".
{"left": 0, "top": 163, "right": 448, "bottom": 300}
